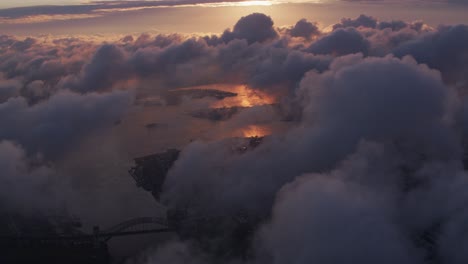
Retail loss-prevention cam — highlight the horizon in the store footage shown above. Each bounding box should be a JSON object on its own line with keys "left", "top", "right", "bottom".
{"left": 1, "top": 0, "right": 468, "bottom": 36}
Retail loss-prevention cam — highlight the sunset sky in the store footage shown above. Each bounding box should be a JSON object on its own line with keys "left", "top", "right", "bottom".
{"left": 1, "top": 0, "right": 468, "bottom": 35}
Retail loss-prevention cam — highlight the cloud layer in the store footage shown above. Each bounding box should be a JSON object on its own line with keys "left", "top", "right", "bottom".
{"left": 2, "top": 12, "right": 468, "bottom": 263}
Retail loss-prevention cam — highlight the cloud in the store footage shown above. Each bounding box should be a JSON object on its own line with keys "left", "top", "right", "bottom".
{"left": 2, "top": 13, "right": 468, "bottom": 262}
{"left": 260, "top": 173, "right": 419, "bottom": 264}
{"left": 223, "top": 13, "right": 279, "bottom": 45}
{"left": 0, "top": 77, "right": 21, "bottom": 102}
{"left": 162, "top": 54, "right": 458, "bottom": 219}
{"left": 0, "top": 141, "right": 63, "bottom": 214}
{"left": 306, "top": 27, "right": 370, "bottom": 56}
{"left": 288, "top": 18, "right": 321, "bottom": 39}
{"left": 393, "top": 24, "right": 468, "bottom": 88}
{"left": 63, "top": 44, "right": 130, "bottom": 93}
{"left": 257, "top": 136, "right": 468, "bottom": 264}
{"left": 129, "top": 240, "right": 208, "bottom": 264}
{"left": 154, "top": 50, "right": 468, "bottom": 262}
{"left": 333, "top": 14, "right": 378, "bottom": 30}
{"left": 0, "top": 90, "right": 132, "bottom": 159}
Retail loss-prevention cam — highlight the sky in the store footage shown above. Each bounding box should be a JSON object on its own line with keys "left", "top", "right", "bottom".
{"left": 1, "top": 0, "right": 304, "bottom": 8}
{"left": 1, "top": 0, "right": 468, "bottom": 35}
{"left": 0, "top": 0, "right": 125, "bottom": 8}
{"left": 2, "top": 0, "right": 468, "bottom": 263}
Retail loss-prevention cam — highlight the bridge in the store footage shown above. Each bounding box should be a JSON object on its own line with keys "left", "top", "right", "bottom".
{"left": 0, "top": 216, "right": 174, "bottom": 264}
{"left": 99, "top": 216, "right": 171, "bottom": 242}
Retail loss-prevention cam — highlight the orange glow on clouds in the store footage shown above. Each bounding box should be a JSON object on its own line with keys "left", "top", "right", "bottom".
{"left": 240, "top": 125, "right": 271, "bottom": 137}
{"left": 0, "top": 14, "right": 101, "bottom": 24}
{"left": 212, "top": 85, "right": 276, "bottom": 108}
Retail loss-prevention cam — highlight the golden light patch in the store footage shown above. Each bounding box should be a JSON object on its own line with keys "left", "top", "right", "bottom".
{"left": 212, "top": 85, "right": 276, "bottom": 108}
{"left": 240, "top": 125, "right": 271, "bottom": 137}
